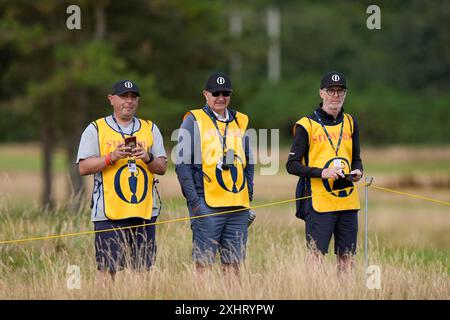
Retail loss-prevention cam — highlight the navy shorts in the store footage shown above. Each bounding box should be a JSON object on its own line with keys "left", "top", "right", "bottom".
{"left": 94, "top": 216, "right": 157, "bottom": 273}
{"left": 188, "top": 197, "right": 249, "bottom": 265}
{"left": 305, "top": 200, "right": 358, "bottom": 255}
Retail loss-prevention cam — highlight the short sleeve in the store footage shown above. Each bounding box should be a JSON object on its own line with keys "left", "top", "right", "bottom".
{"left": 76, "top": 123, "right": 100, "bottom": 163}
{"left": 150, "top": 123, "right": 167, "bottom": 158}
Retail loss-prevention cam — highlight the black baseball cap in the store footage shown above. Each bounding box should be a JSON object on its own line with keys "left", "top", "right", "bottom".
{"left": 204, "top": 72, "right": 233, "bottom": 93}
{"left": 320, "top": 71, "right": 347, "bottom": 89}
{"left": 111, "top": 80, "right": 140, "bottom": 96}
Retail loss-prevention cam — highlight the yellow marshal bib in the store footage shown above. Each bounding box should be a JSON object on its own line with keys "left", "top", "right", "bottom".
{"left": 188, "top": 108, "right": 250, "bottom": 208}
{"left": 94, "top": 117, "right": 154, "bottom": 220}
{"left": 296, "top": 114, "right": 360, "bottom": 212}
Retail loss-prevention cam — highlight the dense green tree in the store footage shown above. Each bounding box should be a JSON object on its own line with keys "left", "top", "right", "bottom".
{"left": 0, "top": 0, "right": 449, "bottom": 207}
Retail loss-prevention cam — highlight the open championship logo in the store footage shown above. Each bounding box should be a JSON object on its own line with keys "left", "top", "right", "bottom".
{"left": 124, "top": 81, "right": 133, "bottom": 88}
{"left": 114, "top": 165, "right": 149, "bottom": 203}
{"left": 216, "top": 77, "right": 226, "bottom": 85}
{"left": 215, "top": 153, "right": 246, "bottom": 193}
{"left": 322, "top": 157, "right": 354, "bottom": 198}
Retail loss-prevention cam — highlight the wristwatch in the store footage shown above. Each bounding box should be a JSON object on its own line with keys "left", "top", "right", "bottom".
{"left": 144, "top": 152, "right": 154, "bottom": 164}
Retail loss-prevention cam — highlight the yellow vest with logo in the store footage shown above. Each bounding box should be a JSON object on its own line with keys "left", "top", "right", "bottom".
{"left": 296, "top": 113, "right": 360, "bottom": 212}
{"left": 94, "top": 117, "right": 154, "bottom": 220}
{"left": 187, "top": 108, "right": 250, "bottom": 208}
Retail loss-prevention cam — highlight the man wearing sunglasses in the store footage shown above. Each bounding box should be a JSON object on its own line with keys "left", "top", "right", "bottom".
{"left": 175, "top": 72, "right": 254, "bottom": 277}
{"left": 286, "top": 71, "right": 363, "bottom": 275}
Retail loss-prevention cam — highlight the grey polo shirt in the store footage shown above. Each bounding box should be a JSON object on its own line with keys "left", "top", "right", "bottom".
{"left": 76, "top": 115, "right": 166, "bottom": 222}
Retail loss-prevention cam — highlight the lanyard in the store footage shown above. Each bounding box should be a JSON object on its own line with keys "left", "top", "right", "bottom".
{"left": 314, "top": 111, "right": 344, "bottom": 157}
{"left": 203, "top": 106, "right": 229, "bottom": 155}
{"left": 112, "top": 114, "right": 136, "bottom": 139}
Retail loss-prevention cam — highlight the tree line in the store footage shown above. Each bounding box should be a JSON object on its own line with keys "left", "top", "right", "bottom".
{"left": 1, "top": 0, "right": 449, "bottom": 207}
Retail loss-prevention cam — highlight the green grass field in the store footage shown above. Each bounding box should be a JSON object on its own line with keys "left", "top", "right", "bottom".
{"left": 1, "top": 144, "right": 450, "bottom": 174}
{"left": 0, "top": 144, "right": 67, "bottom": 173}
{"left": 0, "top": 144, "right": 449, "bottom": 299}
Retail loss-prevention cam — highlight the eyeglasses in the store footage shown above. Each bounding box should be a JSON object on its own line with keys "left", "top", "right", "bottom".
{"left": 325, "top": 88, "right": 347, "bottom": 97}
{"left": 211, "top": 91, "right": 232, "bottom": 97}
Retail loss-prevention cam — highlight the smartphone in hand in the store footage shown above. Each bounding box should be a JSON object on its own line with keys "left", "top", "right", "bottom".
{"left": 124, "top": 136, "right": 136, "bottom": 155}
{"left": 344, "top": 173, "right": 358, "bottom": 181}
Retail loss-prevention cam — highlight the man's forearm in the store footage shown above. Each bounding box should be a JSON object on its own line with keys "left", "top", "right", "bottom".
{"left": 78, "top": 157, "right": 108, "bottom": 176}
{"left": 79, "top": 155, "right": 167, "bottom": 176}
{"left": 147, "top": 157, "right": 167, "bottom": 175}
{"left": 286, "top": 161, "right": 323, "bottom": 178}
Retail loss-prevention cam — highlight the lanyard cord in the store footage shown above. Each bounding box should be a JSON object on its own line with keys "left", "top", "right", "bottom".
{"left": 203, "top": 106, "right": 229, "bottom": 156}
{"left": 112, "top": 114, "right": 136, "bottom": 139}
{"left": 314, "top": 110, "right": 344, "bottom": 157}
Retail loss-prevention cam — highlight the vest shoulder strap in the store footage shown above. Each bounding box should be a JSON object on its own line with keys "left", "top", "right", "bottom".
{"left": 183, "top": 110, "right": 194, "bottom": 121}
{"left": 189, "top": 109, "right": 204, "bottom": 119}
{"left": 233, "top": 111, "right": 249, "bottom": 130}
{"left": 139, "top": 118, "right": 153, "bottom": 131}
{"left": 91, "top": 120, "right": 99, "bottom": 132}
{"left": 92, "top": 117, "right": 109, "bottom": 132}
{"left": 187, "top": 109, "right": 249, "bottom": 131}
{"left": 294, "top": 116, "right": 312, "bottom": 136}
{"left": 344, "top": 113, "right": 354, "bottom": 134}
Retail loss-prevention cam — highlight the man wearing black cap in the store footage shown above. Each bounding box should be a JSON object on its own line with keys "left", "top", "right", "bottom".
{"left": 76, "top": 80, "right": 167, "bottom": 282}
{"left": 175, "top": 72, "right": 254, "bottom": 276}
{"left": 286, "top": 71, "right": 363, "bottom": 274}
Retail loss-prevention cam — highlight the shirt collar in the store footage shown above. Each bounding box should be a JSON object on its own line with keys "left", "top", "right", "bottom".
{"left": 212, "top": 109, "right": 229, "bottom": 122}
{"left": 108, "top": 115, "right": 138, "bottom": 134}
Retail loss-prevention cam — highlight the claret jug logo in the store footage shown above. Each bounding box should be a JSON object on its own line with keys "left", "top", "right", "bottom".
{"left": 114, "top": 165, "right": 149, "bottom": 203}
{"left": 215, "top": 152, "right": 246, "bottom": 193}
{"left": 323, "top": 157, "right": 354, "bottom": 198}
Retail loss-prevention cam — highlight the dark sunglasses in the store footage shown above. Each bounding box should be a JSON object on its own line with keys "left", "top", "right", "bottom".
{"left": 211, "top": 91, "right": 232, "bottom": 97}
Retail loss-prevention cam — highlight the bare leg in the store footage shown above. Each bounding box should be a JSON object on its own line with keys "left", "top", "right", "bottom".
{"left": 222, "top": 262, "right": 240, "bottom": 277}
{"left": 195, "top": 261, "right": 212, "bottom": 275}
{"left": 337, "top": 253, "right": 355, "bottom": 275}
{"left": 305, "top": 249, "right": 324, "bottom": 273}
{"left": 95, "top": 270, "right": 115, "bottom": 288}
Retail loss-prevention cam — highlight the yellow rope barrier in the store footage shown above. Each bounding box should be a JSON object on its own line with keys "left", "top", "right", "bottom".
{"left": 0, "top": 182, "right": 448, "bottom": 245}
{"left": 371, "top": 185, "right": 450, "bottom": 206}
{"left": 0, "top": 195, "right": 310, "bottom": 245}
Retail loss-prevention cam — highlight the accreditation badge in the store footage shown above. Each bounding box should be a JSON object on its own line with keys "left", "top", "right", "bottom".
{"left": 127, "top": 158, "right": 137, "bottom": 173}
{"left": 333, "top": 158, "right": 344, "bottom": 174}
{"left": 216, "top": 159, "right": 224, "bottom": 172}
{"left": 333, "top": 158, "right": 342, "bottom": 169}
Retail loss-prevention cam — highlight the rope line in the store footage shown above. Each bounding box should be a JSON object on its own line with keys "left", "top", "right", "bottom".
{"left": 371, "top": 185, "right": 450, "bottom": 206}
{"left": 0, "top": 182, "right": 448, "bottom": 245}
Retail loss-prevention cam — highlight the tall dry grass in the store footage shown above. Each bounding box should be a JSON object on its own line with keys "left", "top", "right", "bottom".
{"left": 0, "top": 194, "right": 448, "bottom": 300}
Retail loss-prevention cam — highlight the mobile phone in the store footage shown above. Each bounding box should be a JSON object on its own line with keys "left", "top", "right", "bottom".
{"left": 124, "top": 136, "right": 137, "bottom": 151}
{"left": 344, "top": 173, "right": 357, "bottom": 180}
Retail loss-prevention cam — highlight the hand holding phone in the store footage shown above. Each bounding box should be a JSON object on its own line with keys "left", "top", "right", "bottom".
{"left": 124, "top": 136, "right": 136, "bottom": 155}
